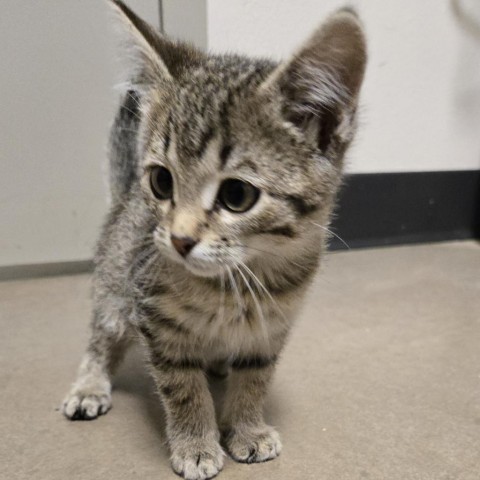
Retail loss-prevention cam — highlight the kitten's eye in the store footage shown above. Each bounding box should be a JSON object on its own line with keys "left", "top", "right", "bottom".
{"left": 218, "top": 179, "right": 259, "bottom": 213}
{"left": 150, "top": 166, "right": 173, "bottom": 200}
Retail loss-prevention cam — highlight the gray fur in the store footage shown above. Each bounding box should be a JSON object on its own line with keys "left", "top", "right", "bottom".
{"left": 108, "top": 90, "right": 141, "bottom": 203}
{"left": 62, "top": 2, "right": 367, "bottom": 479}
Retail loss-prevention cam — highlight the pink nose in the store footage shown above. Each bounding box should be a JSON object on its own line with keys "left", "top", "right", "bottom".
{"left": 171, "top": 235, "right": 197, "bottom": 257}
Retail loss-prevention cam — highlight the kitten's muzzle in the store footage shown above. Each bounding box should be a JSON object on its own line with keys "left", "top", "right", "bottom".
{"left": 171, "top": 235, "right": 197, "bottom": 257}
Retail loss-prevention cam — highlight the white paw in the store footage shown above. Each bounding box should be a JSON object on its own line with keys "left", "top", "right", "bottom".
{"left": 170, "top": 439, "right": 225, "bottom": 480}
{"left": 223, "top": 425, "right": 282, "bottom": 463}
{"left": 62, "top": 383, "right": 112, "bottom": 420}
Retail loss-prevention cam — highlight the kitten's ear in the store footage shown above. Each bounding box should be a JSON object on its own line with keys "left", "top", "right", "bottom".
{"left": 109, "top": 0, "right": 202, "bottom": 90}
{"left": 261, "top": 8, "right": 367, "bottom": 156}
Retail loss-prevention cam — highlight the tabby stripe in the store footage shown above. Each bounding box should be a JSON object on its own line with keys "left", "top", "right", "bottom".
{"left": 151, "top": 351, "right": 203, "bottom": 370}
{"left": 139, "top": 324, "right": 154, "bottom": 341}
{"left": 267, "top": 274, "right": 305, "bottom": 295}
{"left": 219, "top": 92, "right": 233, "bottom": 152}
{"left": 87, "top": 341, "right": 103, "bottom": 357}
{"left": 137, "top": 304, "right": 188, "bottom": 334}
{"left": 160, "top": 316, "right": 189, "bottom": 334}
{"left": 264, "top": 266, "right": 314, "bottom": 295}
{"left": 160, "top": 385, "right": 194, "bottom": 406}
{"left": 122, "top": 90, "right": 140, "bottom": 119}
{"left": 197, "top": 126, "right": 214, "bottom": 158}
{"left": 231, "top": 355, "right": 277, "bottom": 370}
{"left": 164, "top": 113, "right": 172, "bottom": 153}
{"left": 161, "top": 385, "right": 173, "bottom": 396}
{"left": 219, "top": 91, "right": 232, "bottom": 127}
{"left": 182, "top": 303, "right": 203, "bottom": 315}
{"left": 234, "top": 158, "right": 257, "bottom": 173}
{"left": 135, "top": 282, "right": 169, "bottom": 297}
{"left": 244, "top": 309, "right": 254, "bottom": 329}
{"left": 270, "top": 192, "right": 319, "bottom": 216}
{"left": 146, "top": 283, "right": 169, "bottom": 296}
{"left": 263, "top": 225, "right": 296, "bottom": 238}
{"left": 219, "top": 144, "right": 233, "bottom": 168}
{"left": 170, "top": 394, "right": 194, "bottom": 408}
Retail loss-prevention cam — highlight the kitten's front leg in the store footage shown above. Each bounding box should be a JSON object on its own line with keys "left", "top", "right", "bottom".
{"left": 147, "top": 343, "right": 224, "bottom": 480}
{"left": 220, "top": 357, "right": 282, "bottom": 463}
{"left": 62, "top": 303, "right": 131, "bottom": 420}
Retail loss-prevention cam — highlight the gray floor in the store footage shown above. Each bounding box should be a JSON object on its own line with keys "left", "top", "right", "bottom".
{"left": 1, "top": 242, "right": 479, "bottom": 480}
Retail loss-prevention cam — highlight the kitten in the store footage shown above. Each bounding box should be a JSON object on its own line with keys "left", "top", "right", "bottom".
{"left": 62, "top": 2, "right": 367, "bottom": 479}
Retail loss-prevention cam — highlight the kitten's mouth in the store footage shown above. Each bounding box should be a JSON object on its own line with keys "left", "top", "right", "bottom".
{"left": 169, "top": 250, "right": 224, "bottom": 278}
{"left": 183, "top": 259, "right": 223, "bottom": 278}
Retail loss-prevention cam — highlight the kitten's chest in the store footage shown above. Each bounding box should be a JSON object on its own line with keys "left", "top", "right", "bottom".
{"left": 146, "top": 278, "right": 291, "bottom": 351}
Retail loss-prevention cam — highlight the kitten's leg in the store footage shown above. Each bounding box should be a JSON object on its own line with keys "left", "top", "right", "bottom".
{"left": 62, "top": 302, "right": 131, "bottom": 420}
{"left": 221, "top": 357, "right": 282, "bottom": 463}
{"left": 145, "top": 339, "right": 224, "bottom": 480}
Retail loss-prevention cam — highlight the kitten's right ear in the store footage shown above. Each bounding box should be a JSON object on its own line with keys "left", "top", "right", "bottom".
{"left": 109, "top": 0, "right": 201, "bottom": 90}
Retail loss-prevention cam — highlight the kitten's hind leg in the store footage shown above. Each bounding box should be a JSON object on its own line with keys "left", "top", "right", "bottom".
{"left": 62, "top": 301, "right": 132, "bottom": 420}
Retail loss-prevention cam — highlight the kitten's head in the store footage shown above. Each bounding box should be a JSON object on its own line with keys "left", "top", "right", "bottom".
{"left": 111, "top": 1, "right": 367, "bottom": 278}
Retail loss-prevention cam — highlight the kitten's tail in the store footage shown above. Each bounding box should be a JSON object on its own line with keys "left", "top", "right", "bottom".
{"left": 107, "top": 90, "right": 141, "bottom": 204}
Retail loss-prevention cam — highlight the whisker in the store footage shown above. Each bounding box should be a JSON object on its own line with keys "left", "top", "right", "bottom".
{"left": 119, "top": 105, "right": 144, "bottom": 124}
{"left": 119, "top": 102, "right": 159, "bottom": 142}
{"left": 127, "top": 245, "right": 161, "bottom": 295}
{"left": 125, "top": 235, "right": 155, "bottom": 257}
{"left": 226, "top": 266, "right": 243, "bottom": 321}
{"left": 125, "top": 93, "right": 160, "bottom": 138}
{"left": 117, "top": 127, "right": 141, "bottom": 135}
{"left": 234, "top": 264, "right": 269, "bottom": 343}
{"left": 214, "top": 268, "right": 226, "bottom": 331}
{"left": 129, "top": 245, "right": 157, "bottom": 277}
{"left": 239, "top": 245, "right": 310, "bottom": 272}
{"left": 310, "top": 222, "right": 350, "bottom": 250}
{"left": 237, "top": 260, "right": 289, "bottom": 324}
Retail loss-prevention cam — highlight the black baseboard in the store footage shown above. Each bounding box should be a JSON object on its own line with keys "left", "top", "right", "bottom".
{"left": 328, "top": 170, "right": 480, "bottom": 250}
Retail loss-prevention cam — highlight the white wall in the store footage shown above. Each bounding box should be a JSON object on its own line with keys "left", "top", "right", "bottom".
{"left": 163, "top": 0, "right": 208, "bottom": 49}
{"left": 0, "top": 1, "right": 159, "bottom": 268}
{"left": 207, "top": 0, "right": 480, "bottom": 173}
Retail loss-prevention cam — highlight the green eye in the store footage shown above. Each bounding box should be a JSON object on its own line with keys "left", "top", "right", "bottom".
{"left": 150, "top": 166, "right": 173, "bottom": 200}
{"left": 218, "top": 179, "right": 260, "bottom": 213}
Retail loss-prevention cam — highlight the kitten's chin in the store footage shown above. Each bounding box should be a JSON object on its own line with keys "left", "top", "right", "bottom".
{"left": 184, "top": 261, "right": 222, "bottom": 278}
{"left": 170, "top": 254, "right": 223, "bottom": 278}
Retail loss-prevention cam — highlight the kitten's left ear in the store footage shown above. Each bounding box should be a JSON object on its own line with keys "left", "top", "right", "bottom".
{"left": 260, "top": 8, "right": 367, "bottom": 157}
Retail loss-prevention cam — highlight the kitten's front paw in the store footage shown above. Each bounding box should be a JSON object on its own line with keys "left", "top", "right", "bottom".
{"left": 223, "top": 425, "right": 282, "bottom": 464}
{"left": 62, "top": 385, "right": 112, "bottom": 420}
{"left": 170, "top": 438, "right": 225, "bottom": 480}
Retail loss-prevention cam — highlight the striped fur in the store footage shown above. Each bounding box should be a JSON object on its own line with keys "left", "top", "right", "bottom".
{"left": 62, "top": 2, "right": 367, "bottom": 479}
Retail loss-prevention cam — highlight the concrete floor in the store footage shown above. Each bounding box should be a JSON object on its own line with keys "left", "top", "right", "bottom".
{"left": 1, "top": 242, "right": 479, "bottom": 480}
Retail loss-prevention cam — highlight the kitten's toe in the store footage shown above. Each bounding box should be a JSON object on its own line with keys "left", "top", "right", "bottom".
{"left": 62, "top": 391, "right": 111, "bottom": 420}
{"left": 170, "top": 438, "right": 224, "bottom": 480}
{"left": 223, "top": 425, "right": 282, "bottom": 464}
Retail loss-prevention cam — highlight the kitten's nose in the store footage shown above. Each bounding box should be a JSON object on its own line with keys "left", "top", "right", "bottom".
{"left": 171, "top": 235, "right": 197, "bottom": 258}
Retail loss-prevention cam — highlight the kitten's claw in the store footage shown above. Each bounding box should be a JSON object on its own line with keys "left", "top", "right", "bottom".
{"left": 223, "top": 425, "right": 282, "bottom": 464}
{"left": 170, "top": 439, "right": 224, "bottom": 480}
{"left": 62, "top": 390, "right": 112, "bottom": 420}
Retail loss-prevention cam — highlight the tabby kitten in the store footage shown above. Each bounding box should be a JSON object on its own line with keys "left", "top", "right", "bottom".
{"left": 62, "top": 2, "right": 367, "bottom": 479}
